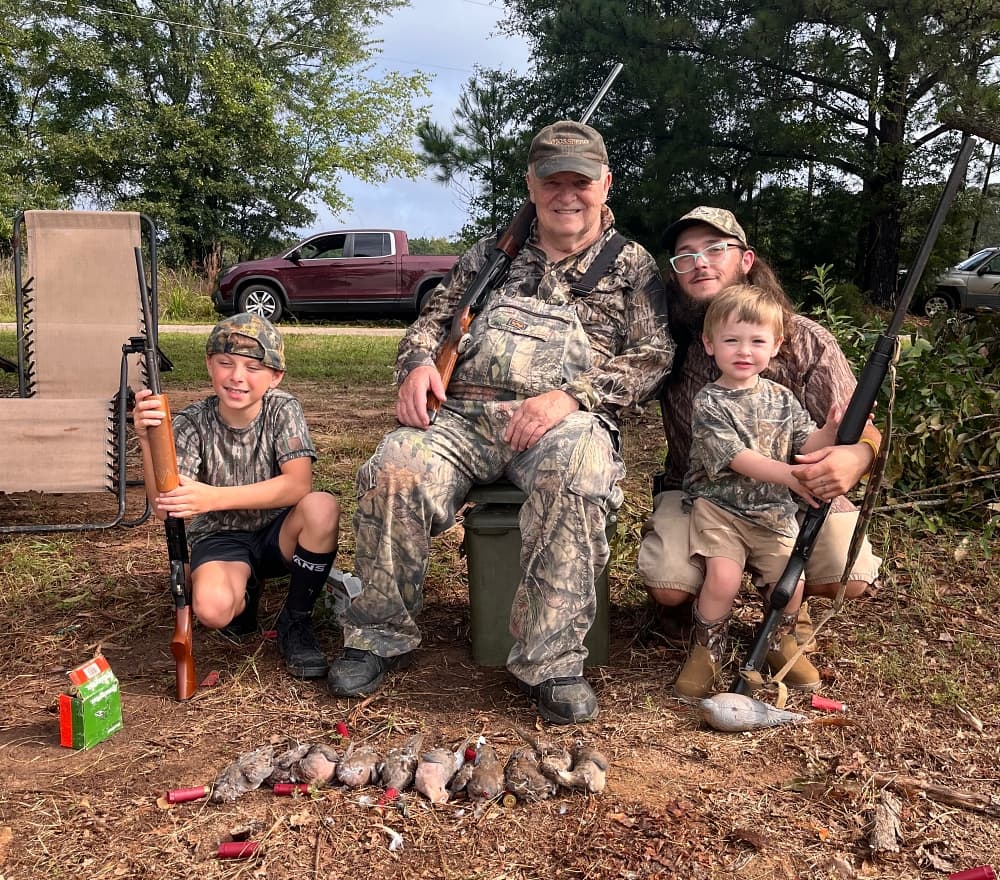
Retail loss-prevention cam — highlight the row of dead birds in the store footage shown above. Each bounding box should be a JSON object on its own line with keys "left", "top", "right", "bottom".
{"left": 210, "top": 726, "right": 608, "bottom": 806}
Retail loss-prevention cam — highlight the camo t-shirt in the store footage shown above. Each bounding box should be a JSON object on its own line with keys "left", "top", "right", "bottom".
{"left": 172, "top": 389, "right": 315, "bottom": 543}
{"left": 682, "top": 378, "right": 816, "bottom": 536}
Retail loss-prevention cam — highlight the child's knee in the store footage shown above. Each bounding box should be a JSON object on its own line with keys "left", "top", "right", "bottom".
{"left": 299, "top": 491, "right": 341, "bottom": 531}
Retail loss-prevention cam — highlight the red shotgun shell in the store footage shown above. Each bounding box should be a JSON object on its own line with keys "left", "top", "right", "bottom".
{"left": 165, "top": 785, "right": 211, "bottom": 804}
{"left": 335, "top": 721, "right": 350, "bottom": 738}
{"left": 949, "top": 867, "right": 996, "bottom": 880}
{"left": 273, "top": 783, "right": 312, "bottom": 796}
{"left": 217, "top": 841, "right": 258, "bottom": 859}
{"left": 811, "top": 694, "right": 847, "bottom": 712}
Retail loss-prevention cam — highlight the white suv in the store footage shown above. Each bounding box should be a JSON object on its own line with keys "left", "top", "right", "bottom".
{"left": 920, "top": 247, "right": 1000, "bottom": 316}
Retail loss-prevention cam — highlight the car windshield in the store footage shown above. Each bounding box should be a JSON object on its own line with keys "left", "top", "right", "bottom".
{"left": 954, "top": 248, "right": 998, "bottom": 271}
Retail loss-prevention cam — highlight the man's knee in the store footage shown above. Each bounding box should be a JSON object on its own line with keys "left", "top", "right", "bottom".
{"left": 804, "top": 579, "right": 870, "bottom": 600}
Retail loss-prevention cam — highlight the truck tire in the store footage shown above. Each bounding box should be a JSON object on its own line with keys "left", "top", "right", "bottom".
{"left": 237, "top": 283, "right": 284, "bottom": 323}
{"left": 416, "top": 279, "right": 441, "bottom": 315}
{"left": 920, "top": 288, "right": 956, "bottom": 318}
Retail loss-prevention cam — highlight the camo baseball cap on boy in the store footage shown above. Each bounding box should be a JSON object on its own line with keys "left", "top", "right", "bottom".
{"left": 528, "top": 121, "right": 608, "bottom": 180}
{"left": 206, "top": 313, "right": 285, "bottom": 371}
{"left": 662, "top": 206, "right": 749, "bottom": 252}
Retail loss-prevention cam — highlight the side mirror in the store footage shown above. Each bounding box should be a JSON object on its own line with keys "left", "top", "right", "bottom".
{"left": 287, "top": 250, "right": 301, "bottom": 264}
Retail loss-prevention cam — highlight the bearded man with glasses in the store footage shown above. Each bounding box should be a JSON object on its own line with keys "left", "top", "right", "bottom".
{"left": 638, "top": 206, "right": 883, "bottom": 657}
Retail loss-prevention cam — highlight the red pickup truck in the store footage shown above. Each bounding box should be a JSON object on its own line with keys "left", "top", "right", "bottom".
{"left": 213, "top": 229, "right": 458, "bottom": 323}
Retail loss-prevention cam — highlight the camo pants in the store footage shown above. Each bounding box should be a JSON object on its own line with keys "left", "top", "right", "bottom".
{"left": 345, "top": 399, "right": 624, "bottom": 684}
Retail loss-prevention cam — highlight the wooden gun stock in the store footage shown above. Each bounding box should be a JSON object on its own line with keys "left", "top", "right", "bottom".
{"left": 134, "top": 248, "right": 195, "bottom": 702}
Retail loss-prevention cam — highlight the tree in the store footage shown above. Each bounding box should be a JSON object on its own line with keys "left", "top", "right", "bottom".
{"left": 2, "top": 0, "right": 430, "bottom": 264}
{"left": 417, "top": 68, "right": 532, "bottom": 241}
{"left": 499, "top": 0, "right": 1000, "bottom": 303}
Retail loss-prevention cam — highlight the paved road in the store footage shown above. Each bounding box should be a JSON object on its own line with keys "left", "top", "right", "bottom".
{"left": 0, "top": 322, "right": 405, "bottom": 336}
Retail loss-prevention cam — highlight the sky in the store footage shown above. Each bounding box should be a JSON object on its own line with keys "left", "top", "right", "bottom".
{"left": 307, "top": 0, "right": 532, "bottom": 241}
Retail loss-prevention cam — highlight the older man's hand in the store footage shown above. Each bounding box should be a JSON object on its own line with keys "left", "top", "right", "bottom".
{"left": 504, "top": 390, "right": 580, "bottom": 451}
{"left": 397, "top": 365, "right": 446, "bottom": 428}
{"left": 791, "top": 443, "right": 871, "bottom": 500}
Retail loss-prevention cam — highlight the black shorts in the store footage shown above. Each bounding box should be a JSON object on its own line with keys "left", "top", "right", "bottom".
{"left": 189, "top": 509, "right": 292, "bottom": 580}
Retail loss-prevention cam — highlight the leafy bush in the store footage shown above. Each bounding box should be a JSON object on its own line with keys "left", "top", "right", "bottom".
{"left": 804, "top": 266, "right": 1000, "bottom": 532}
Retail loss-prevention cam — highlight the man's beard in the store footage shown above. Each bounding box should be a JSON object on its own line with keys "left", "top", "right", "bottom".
{"left": 668, "top": 292, "right": 710, "bottom": 337}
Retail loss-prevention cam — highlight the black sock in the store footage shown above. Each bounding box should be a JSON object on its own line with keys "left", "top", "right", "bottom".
{"left": 286, "top": 544, "right": 335, "bottom": 613}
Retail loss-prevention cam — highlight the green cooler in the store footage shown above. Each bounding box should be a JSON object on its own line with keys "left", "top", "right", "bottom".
{"left": 462, "top": 483, "right": 614, "bottom": 667}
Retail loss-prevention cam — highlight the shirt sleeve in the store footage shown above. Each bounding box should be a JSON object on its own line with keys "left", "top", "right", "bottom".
{"left": 561, "top": 243, "right": 674, "bottom": 418}
{"left": 270, "top": 395, "right": 316, "bottom": 465}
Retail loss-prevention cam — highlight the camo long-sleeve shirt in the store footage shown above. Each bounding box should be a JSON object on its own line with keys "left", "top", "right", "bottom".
{"left": 395, "top": 207, "right": 673, "bottom": 423}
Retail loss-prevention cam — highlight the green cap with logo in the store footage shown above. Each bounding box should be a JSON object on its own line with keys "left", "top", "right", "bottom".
{"left": 206, "top": 313, "right": 285, "bottom": 371}
{"left": 662, "top": 206, "right": 749, "bottom": 252}
{"left": 528, "top": 120, "right": 608, "bottom": 180}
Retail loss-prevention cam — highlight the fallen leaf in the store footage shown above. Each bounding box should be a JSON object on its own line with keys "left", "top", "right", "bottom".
{"left": 288, "top": 811, "right": 317, "bottom": 829}
{"left": 0, "top": 826, "right": 11, "bottom": 865}
{"left": 937, "top": 631, "right": 955, "bottom": 643}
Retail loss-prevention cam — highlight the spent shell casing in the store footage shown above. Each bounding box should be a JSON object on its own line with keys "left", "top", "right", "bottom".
{"left": 165, "top": 785, "right": 211, "bottom": 804}
{"left": 217, "top": 841, "right": 258, "bottom": 859}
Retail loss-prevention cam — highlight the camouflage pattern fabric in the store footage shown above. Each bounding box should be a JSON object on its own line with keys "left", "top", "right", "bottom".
{"left": 659, "top": 313, "right": 857, "bottom": 514}
{"left": 397, "top": 206, "right": 673, "bottom": 419}
{"left": 347, "top": 210, "right": 671, "bottom": 683}
{"left": 346, "top": 400, "right": 624, "bottom": 684}
{"left": 173, "top": 389, "right": 315, "bottom": 543}
{"left": 683, "top": 378, "right": 816, "bottom": 537}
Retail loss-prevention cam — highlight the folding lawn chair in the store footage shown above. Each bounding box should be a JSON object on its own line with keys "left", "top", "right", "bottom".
{"left": 0, "top": 210, "right": 159, "bottom": 533}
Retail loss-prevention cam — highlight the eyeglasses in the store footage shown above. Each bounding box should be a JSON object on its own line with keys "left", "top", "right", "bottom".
{"left": 669, "top": 242, "right": 746, "bottom": 274}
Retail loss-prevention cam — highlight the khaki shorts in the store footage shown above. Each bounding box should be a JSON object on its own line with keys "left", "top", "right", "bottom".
{"left": 638, "top": 490, "right": 882, "bottom": 597}
{"left": 688, "top": 497, "right": 796, "bottom": 585}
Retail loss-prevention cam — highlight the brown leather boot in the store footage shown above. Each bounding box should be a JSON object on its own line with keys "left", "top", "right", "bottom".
{"left": 674, "top": 609, "right": 729, "bottom": 699}
{"left": 766, "top": 612, "right": 820, "bottom": 690}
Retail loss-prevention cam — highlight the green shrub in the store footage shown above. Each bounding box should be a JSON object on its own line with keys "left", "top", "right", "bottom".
{"left": 804, "top": 266, "right": 1000, "bottom": 532}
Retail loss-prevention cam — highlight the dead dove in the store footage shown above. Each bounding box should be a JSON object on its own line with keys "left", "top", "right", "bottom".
{"left": 415, "top": 738, "right": 469, "bottom": 804}
{"left": 298, "top": 743, "right": 340, "bottom": 786}
{"left": 516, "top": 725, "right": 572, "bottom": 775}
{"left": 266, "top": 742, "right": 312, "bottom": 785}
{"left": 336, "top": 742, "right": 382, "bottom": 788}
{"left": 210, "top": 744, "right": 276, "bottom": 802}
{"left": 448, "top": 761, "right": 475, "bottom": 797}
{"left": 378, "top": 733, "right": 424, "bottom": 791}
{"left": 503, "top": 746, "right": 557, "bottom": 803}
{"left": 466, "top": 741, "right": 505, "bottom": 802}
{"left": 699, "top": 692, "right": 807, "bottom": 732}
{"left": 547, "top": 741, "right": 609, "bottom": 794}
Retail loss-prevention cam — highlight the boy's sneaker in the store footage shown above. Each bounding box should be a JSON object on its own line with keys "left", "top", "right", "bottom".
{"left": 766, "top": 634, "right": 821, "bottom": 691}
{"left": 220, "top": 578, "right": 262, "bottom": 641}
{"left": 276, "top": 607, "right": 329, "bottom": 679}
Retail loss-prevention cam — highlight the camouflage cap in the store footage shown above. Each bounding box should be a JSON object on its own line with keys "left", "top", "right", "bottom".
{"left": 528, "top": 120, "right": 608, "bottom": 180}
{"left": 206, "top": 313, "right": 285, "bottom": 371}
{"left": 662, "top": 206, "right": 749, "bottom": 252}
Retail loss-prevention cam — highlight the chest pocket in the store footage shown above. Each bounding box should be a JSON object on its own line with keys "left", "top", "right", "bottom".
{"left": 453, "top": 295, "right": 593, "bottom": 397}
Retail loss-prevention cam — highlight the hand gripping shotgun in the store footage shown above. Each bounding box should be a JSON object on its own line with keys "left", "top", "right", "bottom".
{"left": 732, "top": 132, "right": 977, "bottom": 695}
{"left": 133, "top": 248, "right": 196, "bottom": 701}
{"left": 426, "top": 62, "right": 625, "bottom": 423}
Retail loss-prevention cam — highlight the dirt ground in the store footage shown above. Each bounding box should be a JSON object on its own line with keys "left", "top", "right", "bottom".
{"left": 1, "top": 377, "right": 998, "bottom": 880}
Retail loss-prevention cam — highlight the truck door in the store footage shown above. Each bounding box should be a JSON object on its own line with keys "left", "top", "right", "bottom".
{"left": 287, "top": 233, "right": 348, "bottom": 306}
{"left": 341, "top": 232, "right": 400, "bottom": 304}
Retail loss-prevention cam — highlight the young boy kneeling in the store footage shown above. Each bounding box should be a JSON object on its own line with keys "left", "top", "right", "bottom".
{"left": 133, "top": 313, "right": 339, "bottom": 680}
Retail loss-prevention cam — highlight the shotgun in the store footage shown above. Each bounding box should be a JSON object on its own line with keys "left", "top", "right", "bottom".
{"left": 732, "top": 134, "right": 976, "bottom": 694}
{"left": 134, "top": 247, "right": 196, "bottom": 701}
{"left": 426, "top": 62, "right": 625, "bottom": 423}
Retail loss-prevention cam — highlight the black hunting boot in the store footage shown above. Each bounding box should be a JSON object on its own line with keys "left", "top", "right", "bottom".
{"left": 673, "top": 608, "right": 730, "bottom": 699}
{"left": 277, "top": 605, "right": 329, "bottom": 679}
{"left": 765, "top": 610, "right": 820, "bottom": 691}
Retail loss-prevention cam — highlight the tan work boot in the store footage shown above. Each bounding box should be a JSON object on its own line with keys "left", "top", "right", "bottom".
{"left": 794, "top": 600, "right": 816, "bottom": 653}
{"left": 674, "top": 609, "right": 729, "bottom": 699}
{"left": 766, "top": 612, "right": 820, "bottom": 690}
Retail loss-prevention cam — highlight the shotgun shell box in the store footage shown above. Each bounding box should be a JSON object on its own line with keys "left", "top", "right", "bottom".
{"left": 58, "top": 655, "right": 123, "bottom": 749}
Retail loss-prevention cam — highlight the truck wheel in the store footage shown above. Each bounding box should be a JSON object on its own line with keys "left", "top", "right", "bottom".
{"left": 921, "top": 289, "right": 956, "bottom": 318}
{"left": 237, "top": 284, "right": 284, "bottom": 323}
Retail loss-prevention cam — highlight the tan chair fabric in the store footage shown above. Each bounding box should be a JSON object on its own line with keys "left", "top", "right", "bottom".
{"left": 24, "top": 210, "right": 144, "bottom": 398}
{"left": 0, "top": 398, "right": 114, "bottom": 492}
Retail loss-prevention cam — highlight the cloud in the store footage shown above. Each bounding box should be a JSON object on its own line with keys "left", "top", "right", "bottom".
{"left": 307, "top": 0, "right": 530, "bottom": 239}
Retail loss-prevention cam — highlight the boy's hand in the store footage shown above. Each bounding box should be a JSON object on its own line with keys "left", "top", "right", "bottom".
{"left": 132, "top": 387, "right": 166, "bottom": 440}
{"left": 155, "top": 475, "right": 216, "bottom": 519}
